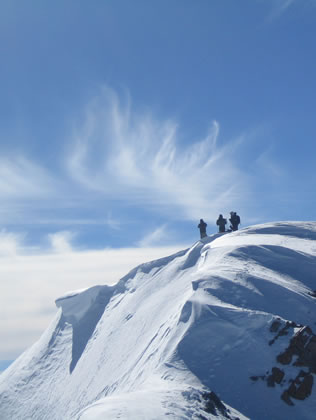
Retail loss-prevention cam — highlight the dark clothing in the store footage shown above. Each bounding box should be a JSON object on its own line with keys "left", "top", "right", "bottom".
{"left": 198, "top": 219, "right": 207, "bottom": 239}
{"left": 216, "top": 216, "right": 227, "bottom": 233}
{"left": 229, "top": 213, "right": 240, "bottom": 231}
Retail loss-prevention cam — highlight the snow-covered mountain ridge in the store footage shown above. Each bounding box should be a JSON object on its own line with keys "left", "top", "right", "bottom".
{"left": 1, "top": 221, "right": 316, "bottom": 419}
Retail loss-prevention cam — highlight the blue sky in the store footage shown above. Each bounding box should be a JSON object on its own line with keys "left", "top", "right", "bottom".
{"left": 0, "top": 0, "right": 316, "bottom": 360}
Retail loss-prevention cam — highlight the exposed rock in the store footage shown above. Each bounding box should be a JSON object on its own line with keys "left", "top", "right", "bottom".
{"left": 274, "top": 326, "right": 316, "bottom": 405}
{"left": 250, "top": 375, "right": 265, "bottom": 382}
{"left": 281, "top": 390, "right": 295, "bottom": 406}
{"left": 277, "top": 349, "right": 292, "bottom": 365}
{"left": 286, "top": 372, "right": 313, "bottom": 401}
{"left": 273, "top": 367, "right": 284, "bottom": 384}
{"left": 267, "top": 367, "right": 284, "bottom": 387}
{"left": 202, "top": 391, "right": 227, "bottom": 415}
{"left": 269, "top": 320, "right": 300, "bottom": 346}
{"left": 298, "top": 335, "right": 316, "bottom": 372}
{"left": 296, "top": 374, "right": 313, "bottom": 400}
{"left": 277, "top": 326, "right": 316, "bottom": 373}
{"left": 201, "top": 391, "right": 241, "bottom": 419}
{"left": 253, "top": 322, "right": 316, "bottom": 407}
{"left": 270, "top": 319, "right": 282, "bottom": 333}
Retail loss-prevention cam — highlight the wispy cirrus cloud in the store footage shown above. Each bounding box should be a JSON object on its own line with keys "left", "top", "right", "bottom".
{"left": 67, "top": 87, "right": 251, "bottom": 222}
{"left": 0, "top": 87, "right": 279, "bottom": 232}
{"left": 0, "top": 87, "right": 274, "bottom": 231}
{"left": 263, "top": 0, "right": 314, "bottom": 21}
{"left": 272, "top": 0, "right": 296, "bottom": 14}
{"left": 0, "top": 156, "right": 57, "bottom": 199}
{"left": 0, "top": 154, "right": 68, "bottom": 226}
{"left": 105, "top": 211, "right": 121, "bottom": 230}
{"left": 254, "top": 147, "right": 285, "bottom": 179}
{"left": 137, "top": 224, "right": 169, "bottom": 247}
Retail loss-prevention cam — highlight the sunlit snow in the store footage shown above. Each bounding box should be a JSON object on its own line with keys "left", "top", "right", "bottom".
{"left": 1, "top": 222, "right": 316, "bottom": 419}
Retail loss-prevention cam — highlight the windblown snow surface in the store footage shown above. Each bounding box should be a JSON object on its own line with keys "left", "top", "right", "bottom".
{"left": 1, "top": 222, "right": 316, "bottom": 419}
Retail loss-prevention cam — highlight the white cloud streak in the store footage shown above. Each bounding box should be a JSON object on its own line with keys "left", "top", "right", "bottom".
{"left": 105, "top": 211, "right": 121, "bottom": 231}
{"left": 0, "top": 156, "right": 57, "bottom": 198}
{"left": 137, "top": 224, "right": 169, "bottom": 247}
{"left": 263, "top": 0, "right": 315, "bottom": 21}
{"left": 67, "top": 87, "right": 250, "bottom": 221}
{"left": 267, "top": 0, "right": 295, "bottom": 20}
{"left": 254, "top": 148, "right": 285, "bottom": 179}
{"left": 0, "top": 87, "right": 267, "bottom": 228}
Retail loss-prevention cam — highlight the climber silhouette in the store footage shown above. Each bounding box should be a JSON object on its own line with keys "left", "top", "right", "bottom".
{"left": 216, "top": 214, "right": 227, "bottom": 233}
{"left": 198, "top": 219, "right": 207, "bottom": 239}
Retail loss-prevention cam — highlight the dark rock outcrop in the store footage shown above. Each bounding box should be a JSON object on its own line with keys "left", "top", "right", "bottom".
{"left": 277, "top": 326, "right": 316, "bottom": 372}
{"left": 267, "top": 367, "right": 285, "bottom": 387}
{"left": 281, "top": 371, "right": 313, "bottom": 404}
{"left": 201, "top": 391, "right": 240, "bottom": 419}
{"left": 269, "top": 320, "right": 300, "bottom": 346}
{"left": 251, "top": 321, "right": 316, "bottom": 407}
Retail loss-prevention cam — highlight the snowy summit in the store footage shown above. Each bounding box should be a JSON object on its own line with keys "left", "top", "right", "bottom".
{"left": 1, "top": 222, "right": 316, "bottom": 419}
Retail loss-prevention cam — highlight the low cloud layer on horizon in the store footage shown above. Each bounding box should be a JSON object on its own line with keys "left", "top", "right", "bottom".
{"left": 0, "top": 230, "right": 189, "bottom": 359}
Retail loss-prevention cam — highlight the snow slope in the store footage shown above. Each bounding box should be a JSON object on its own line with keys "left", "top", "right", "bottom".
{"left": 1, "top": 222, "right": 316, "bottom": 419}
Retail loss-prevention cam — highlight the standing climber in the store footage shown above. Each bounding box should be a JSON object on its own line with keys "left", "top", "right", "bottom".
{"left": 229, "top": 211, "right": 241, "bottom": 231}
{"left": 216, "top": 214, "right": 227, "bottom": 233}
{"left": 198, "top": 219, "right": 207, "bottom": 239}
